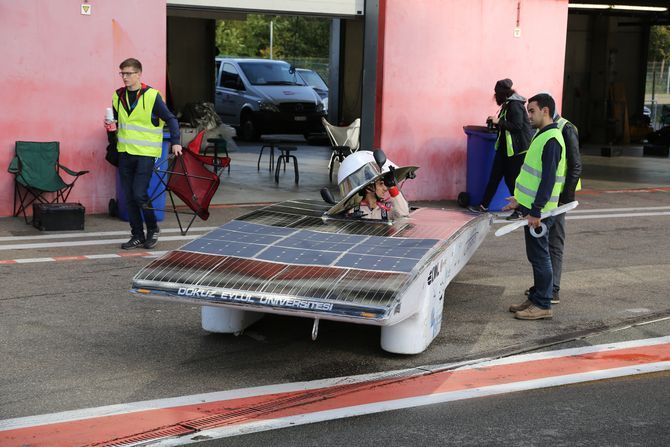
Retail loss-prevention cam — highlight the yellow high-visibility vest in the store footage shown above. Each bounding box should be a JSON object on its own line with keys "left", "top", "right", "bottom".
{"left": 113, "top": 88, "right": 164, "bottom": 158}
{"left": 556, "top": 117, "right": 582, "bottom": 191}
{"left": 514, "top": 127, "right": 566, "bottom": 212}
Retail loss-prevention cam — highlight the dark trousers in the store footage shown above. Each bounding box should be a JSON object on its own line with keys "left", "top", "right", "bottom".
{"left": 524, "top": 215, "right": 556, "bottom": 309}
{"left": 481, "top": 150, "right": 525, "bottom": 208}
{"left": 118, "top": 152, "right": 157, "bottom": 239}
{"left": 548, "top": 212, "right": 566, "bottom": 294}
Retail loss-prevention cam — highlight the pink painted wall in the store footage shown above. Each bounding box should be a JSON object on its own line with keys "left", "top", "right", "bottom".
{"left": 0, "top": 0, "right": 167, "bottom": 216}
{"left": 379, "top": 0, "right": 569, "bottom": 201}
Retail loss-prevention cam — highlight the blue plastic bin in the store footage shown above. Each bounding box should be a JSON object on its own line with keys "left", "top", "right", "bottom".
{"left": 115, "top": 130, "right": 170, "bottom": 222}
{"left": 463, "top": 125, "right": 510, "bottom": 212}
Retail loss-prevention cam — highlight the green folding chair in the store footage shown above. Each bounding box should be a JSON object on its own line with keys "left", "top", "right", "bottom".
{"left": 8, "top": 141, "right": 89, "bottom": 223}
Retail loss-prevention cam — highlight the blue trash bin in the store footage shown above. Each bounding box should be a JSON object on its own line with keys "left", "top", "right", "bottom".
{"left": 115, "top": 130, "right": 170, "bottom": 222}
{"left": 462, "top": 125, "right": 510, "bottom": 212}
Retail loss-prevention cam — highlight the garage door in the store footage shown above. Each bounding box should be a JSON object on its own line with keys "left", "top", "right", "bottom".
{"left": 167, "top": 0, "right": 364, "bottom": 17}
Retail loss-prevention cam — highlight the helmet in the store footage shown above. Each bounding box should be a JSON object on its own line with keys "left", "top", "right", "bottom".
{"left": 325, "top": 150, "right": 419, "bottom": 216}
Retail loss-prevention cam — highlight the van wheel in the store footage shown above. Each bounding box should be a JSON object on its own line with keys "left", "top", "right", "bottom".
{"left": 241, "top": 113, "right": 260, "bottom": 141}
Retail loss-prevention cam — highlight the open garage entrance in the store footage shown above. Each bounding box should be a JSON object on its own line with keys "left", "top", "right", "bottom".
{"left": 160, "top": 0, "right": 379, "bottom": 206}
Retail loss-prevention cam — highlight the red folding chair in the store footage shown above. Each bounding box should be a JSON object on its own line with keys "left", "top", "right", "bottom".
{"left": 151, "top": 130, "right": 230, "bottom": 235}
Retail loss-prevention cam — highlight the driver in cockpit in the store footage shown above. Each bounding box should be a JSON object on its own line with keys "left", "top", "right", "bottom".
{"left": 327, "top": 150, "right": 416, "bottom": 221}
{"left": 356, "top": 171, "right": 409, "bottom": 220}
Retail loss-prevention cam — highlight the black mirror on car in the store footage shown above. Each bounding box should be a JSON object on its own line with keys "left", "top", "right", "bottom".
{"left": 373, "top": 149, "right": 386, "bottom": 170}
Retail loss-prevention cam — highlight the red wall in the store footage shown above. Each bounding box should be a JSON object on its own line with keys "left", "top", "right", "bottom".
{"left": 0, "top": 0, "right": 167, "bottom": 216}
{"left": 379, "top": 0, "right": 569, "bottom": 201}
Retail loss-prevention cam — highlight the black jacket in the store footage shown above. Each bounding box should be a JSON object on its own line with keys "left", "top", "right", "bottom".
{"left": 556, "top": 116, "right": 582, "bottom": 204}
{"left": 497, "top": 93, "right": 533, "bottom": 156}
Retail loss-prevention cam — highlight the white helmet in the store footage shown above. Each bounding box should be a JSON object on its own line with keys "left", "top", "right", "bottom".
{"left": 326, "top": 150, "right": 418, "bottom": 216}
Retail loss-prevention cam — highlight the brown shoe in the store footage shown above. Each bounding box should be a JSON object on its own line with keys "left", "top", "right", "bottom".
{"left": 509, "top": 299, "right": 533, "bottom": 313}
{"left": 515, "top": 304, "right": 552, "bottom": 320}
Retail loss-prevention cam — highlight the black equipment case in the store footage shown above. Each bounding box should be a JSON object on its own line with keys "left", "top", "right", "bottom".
{"left": 32, "top": 203, "right": 85, "bottom": 231}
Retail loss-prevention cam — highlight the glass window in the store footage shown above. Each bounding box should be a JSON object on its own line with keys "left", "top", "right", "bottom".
{"left": 238, "top": 61, "right": 301, "bottom": 86}
{"left": 298, "top": 69, "right": 328, "bottom": 90}
{"left": 220, "top": 63, "right": 243, "bottom": 90}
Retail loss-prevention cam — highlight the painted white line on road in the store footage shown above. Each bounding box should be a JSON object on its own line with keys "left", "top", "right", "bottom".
{"left": 493, "top": 210, "right": 670, "bottom": 224}
{"left": 568, "top": 206, "right": 670, "bottom": 214}
{"left": 152, "top": 362, "right": 670, "bottom": 446}
{"left": 0, "top": 235, "right": 198, "bottom": 251}
{"left": 2, "top": 336, "right": 668, "bottom": 432}
{"left": 0, "top": 226, "right": 217, "bottom": 243}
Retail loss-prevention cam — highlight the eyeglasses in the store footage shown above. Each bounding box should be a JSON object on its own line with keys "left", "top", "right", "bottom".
{"left": 119, "top": 71, "right": 138, "bottom": 78}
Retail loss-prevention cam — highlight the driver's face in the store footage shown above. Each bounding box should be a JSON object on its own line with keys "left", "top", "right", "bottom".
{"left": 374, "top": 178, "right": 387, "bottom": 197}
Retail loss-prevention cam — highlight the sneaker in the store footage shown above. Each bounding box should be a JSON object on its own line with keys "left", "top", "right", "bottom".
{"left": 526, "top": 286, "right": 560, "bottom": 304}
{"left": 509, "top": 299, "right": 533, "bottom": 313}
{"left": 121, "top": 236, "right": 145, "bottom": 250}
{"left": 467, "top": 204, "right": 488, "bottom": 213}
{"left": 515, "top": 304, "right": 553, "bottom": 320}
{"left": 505, "top": 210, "right": 523, "bottom": 220}
{"left": 144, "top": 228, "right": 160, "bottom": 249}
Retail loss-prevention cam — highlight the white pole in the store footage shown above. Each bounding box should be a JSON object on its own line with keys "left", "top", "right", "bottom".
{"left": 666, "top": 59, "right": 669, "bottom": 94}
{"left": 270, "top": 21, "right": 273, "bottom": 60}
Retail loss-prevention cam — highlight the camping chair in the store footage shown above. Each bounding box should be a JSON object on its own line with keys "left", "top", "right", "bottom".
{"left": 8, "top": 141, "right": 89, "bottom": 223}
{"left": 151, "top": 130, "right": 229, "bottom": 235}
{"left": 322, "top": 117, "right": 361, "bottom": 182}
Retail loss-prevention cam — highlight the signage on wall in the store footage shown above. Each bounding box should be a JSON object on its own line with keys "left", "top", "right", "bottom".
{"left": 81, "top": 3, "right": 91, "bottom": 15}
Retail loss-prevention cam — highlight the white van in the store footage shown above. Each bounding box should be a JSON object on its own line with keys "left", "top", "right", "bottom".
{"left": 215, "top": 58, "right": 326, "bottom": 140}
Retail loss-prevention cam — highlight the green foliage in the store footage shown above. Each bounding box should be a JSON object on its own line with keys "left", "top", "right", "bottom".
{"left": 216, "top": 15, "right": 329, "bottom": 60}
{"left": 649, "top": 25, "right": 670, "bottom": 61}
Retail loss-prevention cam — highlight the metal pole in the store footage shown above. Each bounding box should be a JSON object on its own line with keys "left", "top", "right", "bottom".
{"left": 270, "top": 21, "right": 273, "bottom": 60}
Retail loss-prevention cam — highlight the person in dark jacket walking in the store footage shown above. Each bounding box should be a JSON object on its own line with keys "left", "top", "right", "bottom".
{"left": 525, "top": 106, "right": 582, "bottom": 304}
{"left": 470, "top": 78, "right": 533, "bottom": 220}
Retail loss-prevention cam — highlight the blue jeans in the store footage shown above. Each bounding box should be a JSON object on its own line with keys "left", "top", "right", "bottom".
{"left": 548, "top": 212, "right": 566, "bottom": 294}
{"left": 118, "top": 152, "right": 157, "bottom": 239}
{"left": 524, "top": 215, "right": 555, "bottom": 309}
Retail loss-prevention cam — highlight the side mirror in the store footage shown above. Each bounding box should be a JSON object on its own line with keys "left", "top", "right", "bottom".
{"left": 320, "top": 187, "right": 337, "bottom": 204}
{"left": 373, "top": 149, "right": 386, "bottom": 170}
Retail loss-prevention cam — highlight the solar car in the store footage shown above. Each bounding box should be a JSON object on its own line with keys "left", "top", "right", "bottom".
{"left": 132, "top": 152, "right": 492, "bottom": 354}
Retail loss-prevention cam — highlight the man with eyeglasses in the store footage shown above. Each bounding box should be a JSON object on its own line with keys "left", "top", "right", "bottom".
{"left": 105, "top": 58, "right": 183, "bottom": 250}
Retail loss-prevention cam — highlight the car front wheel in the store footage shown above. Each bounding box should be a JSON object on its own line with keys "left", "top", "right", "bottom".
{"left": 240, "top": 113, "right": 261, "bottom": 141}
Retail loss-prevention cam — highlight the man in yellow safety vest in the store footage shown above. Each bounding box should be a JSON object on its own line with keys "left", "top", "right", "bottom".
{"left": 503, "top": 93, "right": 566, "bottom": 320}
{"left": 105, "top": 58, "right": 183, "bottom": 250}
{"left": 524, "top": 103, "right": 583, "bottom": 305}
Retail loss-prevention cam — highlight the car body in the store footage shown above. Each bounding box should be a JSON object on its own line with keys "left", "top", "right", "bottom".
{"left": 131, "top": 200, "right": 491, "bottom": 354}
{"left": 296, "top": 68, "right": 329, "bottom": 114}
{"left": 214, "top": 58, "right": 326, "bottom": 140}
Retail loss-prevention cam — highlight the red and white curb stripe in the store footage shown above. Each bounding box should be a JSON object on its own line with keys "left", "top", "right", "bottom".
{"left": 0, "top": 251, "right": 168, "bottom": 264}
{"left": 1, "top": 337, "right": 669, "bottom": 446}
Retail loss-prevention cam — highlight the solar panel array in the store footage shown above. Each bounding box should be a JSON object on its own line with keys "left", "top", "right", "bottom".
{"left": 133, "top": 200, "right": 482, "bottom": 314}
{"left": 180, "top": 219, "right": 436, "bottom": 273}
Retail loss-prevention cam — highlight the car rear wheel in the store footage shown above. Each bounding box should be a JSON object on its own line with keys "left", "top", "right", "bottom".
{"left": 240, "top": 113, "right": 260, "bottom": 141}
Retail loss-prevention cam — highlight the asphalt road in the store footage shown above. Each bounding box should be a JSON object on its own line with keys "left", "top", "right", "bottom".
{"left": 1, "top": 190, "right": 669, "bottom": 443}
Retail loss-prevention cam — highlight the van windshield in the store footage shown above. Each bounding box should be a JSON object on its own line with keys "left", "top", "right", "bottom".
{"left": 238, "top": 62, "right": 305, "bottom": 86}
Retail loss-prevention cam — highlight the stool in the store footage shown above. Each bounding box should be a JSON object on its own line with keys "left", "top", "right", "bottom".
{"left": 206, "top": 138, "right": 230, "bottom": 174}
{"left": 258, "top": 139, "right": 280, "bottom": 172}
{"left": 275, "top": 146, "right": 299, "bottom": 184}
{"left": 329, "top": 145, "right": 351, "bottom": 182}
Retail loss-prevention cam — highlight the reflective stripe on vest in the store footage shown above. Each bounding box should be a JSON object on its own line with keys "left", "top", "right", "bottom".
{"left": 514, "top": 127, "right": 567, "bottom": 212}
{"left": 556, "top": 116, "right": 582, "bottom": 191}
{"left": 495, "top": 108, "right": 515, "bottom": 157}
{"left": 113, "top": 88, "right": 164, "bottom": 157}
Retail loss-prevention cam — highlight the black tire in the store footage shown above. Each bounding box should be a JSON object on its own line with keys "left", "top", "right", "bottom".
{"left": 457, "top": 192, "right": 470, "bottom": 208}
{"left": 108, "top": 198, "right": 118, "bottom": 217}
{"left": 240, "top": 112, "right": 260, "bottom": 141}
